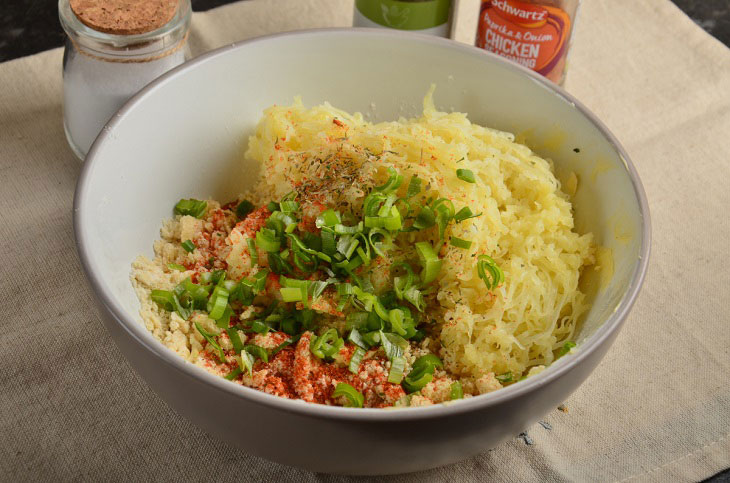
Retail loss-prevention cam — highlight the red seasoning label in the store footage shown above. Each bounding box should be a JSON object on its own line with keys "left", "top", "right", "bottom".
{"left": 476, "top": 0, "right": 573, "bottom": 84}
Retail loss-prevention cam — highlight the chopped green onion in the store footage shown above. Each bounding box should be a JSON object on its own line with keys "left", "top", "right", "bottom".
{"left": 291, "top": 250, "right": 317, "bottom": 274}
{"left": 151, "top": 289, "right": 191, "bottom": 320}
{"left": 279, "top": 317, "right": 298, "bottom": 335}
{"left": 456, "top": 169, "right": 476, "bottom": 183}
{"left": 321, "top": 229, "right": 336, "bottom": 256}
{"left": 477, "top": 254, "right": 504, "bottom": 290}
{"left": 368, "top": 228, "right": 392, "bottom": 258}
{"left": 316, "top": 209, "right": 341, "bottom": 228}
{"left": 244, "top": 344, "right": 269, "bottom": 363}
{"left": 174, "top": 199, "right": 207, "bottom": 218}
{"left": 376, "top": 193, "right": 398, "bottom": 217}
{"left": 336, "top": 235, "right": 360, "bottom": 259}
{"left": 450, "top": 381, "right": 463, "bottom": 400}
{"left": 412, "top": 354, "right": 444, "bottom": 372}
{"left": 251, "top": 269, "right": 269, "bottom": 293}
{"left": 279, "top": 200, "right": 299, "bottom": 213}
{"left": 333, "top": 255, "right": 363, "bottom": 273}
{"left": 373, "top": 297, "right": 390, "bottom": 321}
{"left": 310, "top": 328, "right": 343, "bottom": 359}
{"left": 309, "top": 279, "right": 331, "bottom": 301}
{"left": 362, "top": 192, "right": 386, "bottom": 216}
{"left": 454, "top": 206, "right": 482, "bottom": 223}
{"left": 379, "top": 331, "right": 407, "bottom": 360}
{"left": 302, "top": 232, "right": 323, "bottom": 251}
{"left": 332, "top": 383, "right": 364, "bottom": 408}
{"left": 255, "top": 228, "right": 280, "bottom": 252}
{"left": 365, "top": 209, "right": 401, "bottom": 231}
{"left": 354, "top": 233, "right": 371, "bottom": 264}
{"left": 496, "top": 372, "right": 513, "bottom": 383}
{"left": 450, "top": 237, "right": 472, "bottom": 249}
{"left": 384, "top": 206, "right": 403, "bottom": 230}
{"left": 336, "top": 293, "right": 349, "bottom": 313}
{"left": 280, "top": 276, "right": 308, "bottom": 304}
{"left": 267, "top": 211, "right": 297, "bottom": 236}
{"left": 224, "top": 367, "right": 242, "bottom": 381}
{"left": 237, "top": 351, "right": 255, "bottom": 377}
{"left": 415, "top": 241, "right": 442, "bottom": 285}
{"left": 287, "top": 233, "right": 332, "bottom": 263}
{"left": 250, "top": 320, "right": 270, "bottom": 334}
{"left": 151, "top": 289, "right": 175, "bottom": 311}
{"left": 226, "top": 327, "right": 244, "bottom": 354}
{"left": 280, "top": 287, "right": 304, "bottom": 302}
{"left": 388, "top": 308, "right": 407, "bottom": 336}
{"left": 345, "top": 312, "right": 368, "bottom": 331}
{"left": 412, "top": 205, "right": 436, "bottom": 230}
{"left": 211, "top": 269, "right": 226, "bottom": 285}
{"left": 392, "top": 262, "right": 416, "bottom": 300}
{"left": 402, "top": 354, "right": 442, "bottom": 393}
{"left": 266, "top": 201, "right": 279, "bottom": 213}
{"left": 388, "top": 356, "right": 406, "bottom": 384}
{"left": 404, "top": 286, "right": 425, "bottom": 312}
{"left": 402, "top": 368, "right": 433, "bottom": 394}
{"left": 374, "top": 167, "right": 404, "bottom": 193}
{"left": 431, "top": 198, "right": 455, "bottom": 239}
{"left": 337, "top": 282, "right": 355, "bottom": 296}
{"left": 347, "top": 328, "right": 369, "bottom": 350}
{"left": 297, "top": 310, "right": 315, "bottom": 330}
{"left": 394, "top": 197, "right": 412, "bottom": 220}
{"left": 236, "top": 200, "right": 254, "bottom": 219}
{"left": 176, "top": 278, "right": 210, "bottom": 310}
{"left": 194, "top": 322, "right": 225, "bottom": 363}
{"left": 207, "top": 287, "right": 229, "bottom": 320}
{"left": 181, "top": 239, "right": 196, "bottom": 252}
{"left": 167, "top": 263, "right": 186, "bottom": 271}
{"left": 215, "top": 305, "right": 234, "bottom": 329}
{"left": 246, "top": 238, "right": 258, "bottom": 266}
{"left": 349, "top": 347, "right": 366, "bottom": 374}
{"left": 267, "top": 252, "right": 293, "bottom": 274}
{"left": 406, "top": 175, "right": 421, "bottom": 199}
{"left": 559, "top": 341, "right": 576, "bottom": 356}
{"left": 361, "top": 330, "right": 381, "bottom": 347}
{"left": 334, "top": 222, "right": 363, "bottom": 235}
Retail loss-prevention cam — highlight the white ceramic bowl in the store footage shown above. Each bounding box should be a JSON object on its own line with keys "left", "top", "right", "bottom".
{"left": 74, "top": 29, "right": 650, "bottom": 475}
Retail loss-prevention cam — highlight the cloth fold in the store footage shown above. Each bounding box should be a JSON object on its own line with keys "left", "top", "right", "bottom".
{"left": 0, "top": 0, "right": 728, "bottom": 481}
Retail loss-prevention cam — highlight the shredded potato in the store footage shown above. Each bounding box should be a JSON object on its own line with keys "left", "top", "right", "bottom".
{"left": 243, "top": 87, "right": 595, "bottom": 381}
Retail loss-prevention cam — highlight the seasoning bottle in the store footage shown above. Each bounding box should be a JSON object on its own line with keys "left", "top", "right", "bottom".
{"left": 353, "top": 0, "right": 453, "bottom": 38}
{"left": 475, "top": 0, "right": 580, "bottom": 85}
{"left": 59, "top": 0, "right": 191, "bottom": 159}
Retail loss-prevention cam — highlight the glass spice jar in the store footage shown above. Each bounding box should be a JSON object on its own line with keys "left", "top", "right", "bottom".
{"left": 475, "top": 0, "right": 580, "bottom": 85}
{"left": 353, "top": 0, "right": 454, "bottom": 38}
{"left": 59, "top": 0, "right": 191, "bottom": 159}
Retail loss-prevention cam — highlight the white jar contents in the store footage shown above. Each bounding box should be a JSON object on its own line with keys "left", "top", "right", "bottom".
{"left": 63, "top": 49, "right": 186, "bottom": 157}
{"left": 59, "top": 0, "right": 191, "bottom": 159}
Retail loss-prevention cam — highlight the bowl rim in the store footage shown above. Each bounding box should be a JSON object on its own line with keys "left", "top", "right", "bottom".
{"left": 74, "top": 27, "right": 651, "bottom": 422}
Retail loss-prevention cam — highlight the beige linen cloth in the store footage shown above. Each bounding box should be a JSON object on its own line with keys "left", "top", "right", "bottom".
{"left": 1, "top": 0, "right": 728, "bottom": 481}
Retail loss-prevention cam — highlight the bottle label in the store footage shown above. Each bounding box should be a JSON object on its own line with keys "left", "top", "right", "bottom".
{"left": 476, "top": 0, "right": 572, "bottom": 83}
{"left": 355, "top": 0, "right": 450, "bottom": 31}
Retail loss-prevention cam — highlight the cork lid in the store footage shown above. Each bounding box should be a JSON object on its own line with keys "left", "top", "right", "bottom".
{"left": 70, "top": 0, "right": 179, "bottom": 35}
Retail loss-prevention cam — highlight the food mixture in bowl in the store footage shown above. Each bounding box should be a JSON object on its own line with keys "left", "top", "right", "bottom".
{"left": 131, "top": 89, "right": 595, "bottom": 408}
